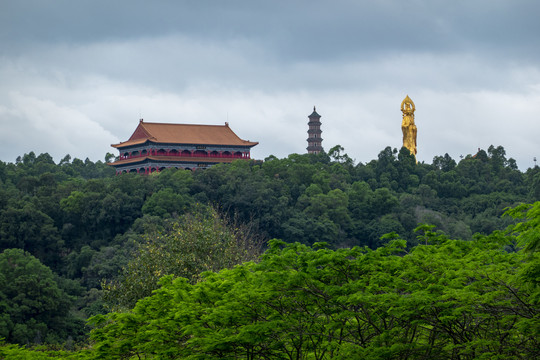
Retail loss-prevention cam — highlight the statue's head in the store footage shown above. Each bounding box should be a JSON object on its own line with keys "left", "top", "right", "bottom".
{"left": 401, "top": 95, "right": 415, "bottom": 117}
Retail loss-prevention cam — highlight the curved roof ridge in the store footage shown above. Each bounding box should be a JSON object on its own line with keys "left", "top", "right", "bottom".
{"left": 112, "top": 121, "right": 258, "bottom": 148}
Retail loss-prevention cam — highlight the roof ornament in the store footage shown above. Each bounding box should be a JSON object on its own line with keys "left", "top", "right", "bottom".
{"left": 139, "top": 118, "right": 144, "bottom": 123}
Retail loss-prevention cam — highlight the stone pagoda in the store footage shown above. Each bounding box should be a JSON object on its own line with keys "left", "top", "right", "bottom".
{"left": 306, "top": 107, "right": 323, "bottom": 154}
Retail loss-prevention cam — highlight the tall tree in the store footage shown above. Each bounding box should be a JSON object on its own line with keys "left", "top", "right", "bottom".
{"left": 0, "top": 249, "right": 83, "bottom": 344}
{"left": 104, "top": 206, "right": 263, "bottom": 309}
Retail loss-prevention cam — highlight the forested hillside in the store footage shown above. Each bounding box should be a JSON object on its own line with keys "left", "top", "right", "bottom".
{"left": 0, "top": 145, "right": 539, "bottom": 357}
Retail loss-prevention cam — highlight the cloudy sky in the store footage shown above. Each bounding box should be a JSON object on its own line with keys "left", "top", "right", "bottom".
{"left": 1, "top": 0, "right": 539, "bottom": 169}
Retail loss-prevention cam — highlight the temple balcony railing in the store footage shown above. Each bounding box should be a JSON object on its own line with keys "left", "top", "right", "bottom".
{"left": 119, "top": 152, "right": 250, "bottom": 161}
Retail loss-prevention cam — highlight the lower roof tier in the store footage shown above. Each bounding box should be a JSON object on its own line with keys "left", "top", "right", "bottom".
{"left": 111, "top": 157, "right": 258, "bottom": 173}
{"left": 108, "top": 155, "right": 245, "bottom": 167}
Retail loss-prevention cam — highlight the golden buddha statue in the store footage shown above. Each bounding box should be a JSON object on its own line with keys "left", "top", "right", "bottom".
{"left": 401, "top": 95, "right": 417, "bottom": 159}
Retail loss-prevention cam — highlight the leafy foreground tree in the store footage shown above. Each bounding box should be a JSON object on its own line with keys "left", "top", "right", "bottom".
{"left": 0, "top": 342, "right": 91, "bottom": 360}
{"left": 103, "top": 205, "right": 264, "bottom": 309}
{"left": 1, "top": 203, "right": 538, "bottom": 359}
{"left": 85, "top": 205, "right": 539, "bottom": 359}
{"left": 0, "top": 249, "right": 85, "bottom": 345}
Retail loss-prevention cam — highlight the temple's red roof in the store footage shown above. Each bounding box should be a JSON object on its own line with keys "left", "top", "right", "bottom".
{"left": 112, "top": 121, "right": 258, "bottom": 148}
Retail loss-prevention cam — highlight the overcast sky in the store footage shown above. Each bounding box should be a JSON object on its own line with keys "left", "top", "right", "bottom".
{"left": 1, "top": 0, "right": 539, "bottom": 169}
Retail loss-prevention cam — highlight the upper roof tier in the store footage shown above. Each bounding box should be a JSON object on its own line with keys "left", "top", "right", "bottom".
{"left": 308, "top": 106, "right": 321, "bottom": 119}
{"left": 112, "top": 120, "right": 258, "bottom": 148}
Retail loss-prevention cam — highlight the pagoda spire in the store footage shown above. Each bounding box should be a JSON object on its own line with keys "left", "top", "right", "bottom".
{"left": 307, "top": 106, "right": 323, "bottom": 154}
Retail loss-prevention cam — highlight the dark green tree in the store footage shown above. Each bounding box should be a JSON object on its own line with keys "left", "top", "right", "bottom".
{"left": 433, "top": 153, "right": 456, "bottom": 171}
{"left": 0, "top": 249, "right": 84, "bottom": 344}
{"left": 0, "top": 203, "right": 63, "bottom": 269}
{"left": 103, "top": 206, "right": 263, "bottom": 309}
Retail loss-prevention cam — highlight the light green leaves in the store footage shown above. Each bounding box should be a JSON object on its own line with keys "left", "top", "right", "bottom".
{"left": 90, "top": 213, "right": 539, "bottom": 359}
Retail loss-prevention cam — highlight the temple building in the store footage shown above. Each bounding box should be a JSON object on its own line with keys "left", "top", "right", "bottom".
{"left": 108, "top": 119, "right": 258, "bottom": 174}
{"left": 306, "top": 107, "right": 323, "bottom": 154}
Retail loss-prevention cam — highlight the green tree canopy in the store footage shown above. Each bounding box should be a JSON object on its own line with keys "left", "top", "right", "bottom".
{"left": 103, "top": 206, "right": 264, "bottom": 309}
{"left": 0, "top": 249, "right": 83, "bottom": 345}
{"left": 89, "top": 217, "right": 540, "bottom": 359}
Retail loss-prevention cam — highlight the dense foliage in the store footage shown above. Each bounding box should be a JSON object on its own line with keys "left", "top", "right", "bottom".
{"left": 2, "top": 203, "right": 538, "bottom": 359}
{"left": 0, "top": 145, "right": 539, "bottom": 355}
{"left": 0, "top": 249, "right": 84, "bottom": 344}
{"left": 88, "top": 214, "right": 539, "bottom": 359}
{"left": 104, "top": 206, "right": 263, "bottom": 309}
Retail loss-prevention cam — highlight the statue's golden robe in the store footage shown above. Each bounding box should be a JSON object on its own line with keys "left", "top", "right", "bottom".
{"left": 401, "top": 95, "right": 417, "bottom": 158}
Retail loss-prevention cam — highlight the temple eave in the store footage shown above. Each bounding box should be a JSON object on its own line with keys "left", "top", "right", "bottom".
{"left": 109, "top": 156, "right": 243, "bottom": 167}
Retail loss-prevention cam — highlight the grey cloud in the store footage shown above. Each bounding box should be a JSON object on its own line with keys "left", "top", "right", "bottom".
{"left": 2, "top": 1, "right": 539, "bottom": 62}
{"left": 0, "top": 0, "right": 539, "bottom": 169}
